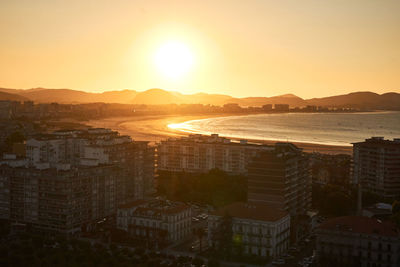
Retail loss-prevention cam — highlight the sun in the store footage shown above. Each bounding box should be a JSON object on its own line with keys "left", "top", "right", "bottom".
{"left": 154, "top": 41, "right": 194, "bottom": 79}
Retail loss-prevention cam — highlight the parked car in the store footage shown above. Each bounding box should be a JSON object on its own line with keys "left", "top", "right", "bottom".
{"left": 272, "top": 259, "right": 285, "bottom": 265}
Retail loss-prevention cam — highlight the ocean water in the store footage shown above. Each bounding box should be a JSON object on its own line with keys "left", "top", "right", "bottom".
{"left": 169, "top": 111, "right": 400, "bottom": 146}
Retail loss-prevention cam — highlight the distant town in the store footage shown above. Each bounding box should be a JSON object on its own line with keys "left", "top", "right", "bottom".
{"left": 1, "top": 99, "right": 399, "bottom": 267}
{"left": 0, "top": 99, "right": 376, "bottom": 123}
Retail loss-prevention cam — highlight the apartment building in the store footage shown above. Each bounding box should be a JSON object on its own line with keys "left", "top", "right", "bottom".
{"left": 208, "top": 202, "right": 290, "bottom": 258}
{"left": 157, "top": 134, "right": 272, "bottom": 175}
{"left": 353, "top": 137, "right": 400, "bottom": 199}
{"left": 0, "top": 128, "right": 155, "bottom": 234}
{"left": 0, "top": 164, "right": 119, "bottom": 234}
{"left": 25, "top": 128, "right": 154, "bottom": 199}
{"left": 316, "top": 216, "right": 400, "bottom": 267}
{"left": 117, "top": 199, "right": 191, "bottom": 245}
{"left": 247, "top": 143, "right": 311, "bottom": 217}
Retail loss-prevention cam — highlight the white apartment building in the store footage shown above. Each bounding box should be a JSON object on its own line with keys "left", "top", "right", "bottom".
{"left": 208, "top": 202, "right": 290, "bottom": 258}
{"left": 117, "top": 199, "right": 191, "bottom": 245}
{"left": 157, "top": 134, "right": 273, "bottom": 175}
{"left": 316, "top": 216, "right": 400, "bottom": 267}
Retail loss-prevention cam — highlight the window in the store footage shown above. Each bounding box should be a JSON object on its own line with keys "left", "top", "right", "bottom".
{"left": 387, "top": 244, "right": 391, "bottom": 251}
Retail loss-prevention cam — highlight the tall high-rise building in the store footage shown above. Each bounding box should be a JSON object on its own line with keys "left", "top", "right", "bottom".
{"left": 247, "top": 143, "right": 311, "bottom": 217}
{"left": 353, "top": 137, "right": 400, "bottom": 199}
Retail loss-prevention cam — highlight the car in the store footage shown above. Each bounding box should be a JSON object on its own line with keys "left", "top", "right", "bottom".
{"left": 283, "top": 254, "right": 294, "bottom": 260}
{"left": 303, "top": 257, "right": 313, "bottom": 264}
{"left": 272, "top": 259, "right": 285, "bottom": 265}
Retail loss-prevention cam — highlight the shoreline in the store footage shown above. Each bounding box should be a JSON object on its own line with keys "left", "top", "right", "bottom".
{"left": 85, "top": 114, "right": 353, "bottom": 154}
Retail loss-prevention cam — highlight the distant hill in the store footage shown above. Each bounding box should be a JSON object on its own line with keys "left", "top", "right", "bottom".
{"left": 132, "top": 89, "right": 184, "bottom": 105}
{"left": 0, "top": 87, "right": 399, "bottom": 110}
{"left": 0, "top": 88, "right": 137, "bottom": 104}
{"left": 307, "top": 91, "right": 400, "bottom": 110}
{"left": 235, "top": 94, "right": 307, "bottom": 107}
{"left": 0, "top": 91, "right": 29, "bottom": 101}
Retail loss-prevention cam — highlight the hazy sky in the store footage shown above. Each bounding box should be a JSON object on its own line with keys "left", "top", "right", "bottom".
{"left": 1, "top": 0, "right": 399, "bottom": 98}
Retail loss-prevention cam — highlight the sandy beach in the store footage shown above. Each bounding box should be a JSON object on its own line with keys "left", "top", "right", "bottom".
{"left": 86, "top": 114, "right": 353, "bottom": 155}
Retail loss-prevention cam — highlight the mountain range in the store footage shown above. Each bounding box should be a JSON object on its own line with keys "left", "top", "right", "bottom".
{"left": 0, "top": 87, "right": 399, "bottom": 110}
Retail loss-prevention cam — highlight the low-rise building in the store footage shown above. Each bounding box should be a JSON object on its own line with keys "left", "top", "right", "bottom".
{"left": 208, "top": 202, "right": 290, "bottom": 258}
{"left": 117, "top": 199, "right": 191, "bottom": 246}
{"left": 362, "top": 203, "right": 393, "bottom": 220}
{"left": 316, "top": 216, "right": 400, "bottom": 267}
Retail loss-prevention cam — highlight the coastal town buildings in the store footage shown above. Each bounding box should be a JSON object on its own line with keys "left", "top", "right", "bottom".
{"left": 0, "top": 164, "right": 120, "bottom": 234}
{"left": 353, "top": 137, "right": 400, "bottom": 199}
{"left": 116, "top": 199, "right": 191, "bottom": 245}
{"left": 208, "top": 202, "right": 290, "bottom": 258}
{"left": 0, "top": 128, "right": 155, "bottom": 234}
{"left": 274, "top": 104, "right": 290, "bottom": 112}
{"left": 157, "top": 134, "right": 273, "bottom": 175}
{"left": 316, "top": 216, "right": 400, "bottom": 267}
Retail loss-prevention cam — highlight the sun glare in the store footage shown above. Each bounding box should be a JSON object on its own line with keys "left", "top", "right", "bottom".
{"left": 154, "top": 41, "right": 194, "bottom": 79}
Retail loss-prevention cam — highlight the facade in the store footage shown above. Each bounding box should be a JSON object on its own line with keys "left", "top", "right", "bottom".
{"left": 116, "top": 199, "right": 191, "bottom": 245}
{"left": 274, "top": 104, "right": 290, "bottom": 112}
{"left": 0, "top": 164, "right": 119, "bottom": 234}
{"left": 0, "top": 100, "right": 13, "bottom": 120}
{"left": 0, "top": 128, "right": 155, "bottom": 234}
{"left": 25, "top": 128, "right": 154, "bottom": 199}
{"left": 157, "top": 134, "right": 272, "bottom": 175}
{"left": 353, "top": 137, "right": 400, "bottom": 199}
{"left": 247, "top": 143, "right": 311, "bottom": 217}
{"left": 208, "top": 202, "right": 290, "bottom": 258}
{"left": 316, "top": 216, "right": 400, "bottom": 267}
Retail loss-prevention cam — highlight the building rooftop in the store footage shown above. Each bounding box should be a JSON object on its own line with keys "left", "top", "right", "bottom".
{"left": 119, "top": 199, "right": 190, "bottom": 215}
{"left": 119, "top": 199, "right": 150, "bottom": 209}
{"left": 353, "top": 137, "right": 400, "bottom": 147}
{"left": 211, "top": 202, "right": 288, "bottom": 222}
{"left": 318, "top": 216, "right": 399, "bottom": 237}
{"left": 161, "top": 134, "right": 273, "bottom": 148}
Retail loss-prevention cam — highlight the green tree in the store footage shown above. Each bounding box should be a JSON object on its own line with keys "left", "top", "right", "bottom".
{"left": 392, "top": 200, "right": 400, "bottom": 214}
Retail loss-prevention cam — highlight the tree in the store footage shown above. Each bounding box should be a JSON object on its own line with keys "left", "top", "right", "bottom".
{"left": 212, "top": 214, "right": 233, "bottom": 259}
{"left": 392, "top": 200, "right": 400, "bottom": 214}
{"left": 5, "top": 131, "right": 25, "bottom": 150}
{"left": 322, "top": 191, "right": 352, "bottom": 216}
{"left": 195, "top": 227, "right": 206, "bottom": 253}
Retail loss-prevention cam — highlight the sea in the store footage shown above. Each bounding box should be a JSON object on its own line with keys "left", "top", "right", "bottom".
{"left": 169, "top": 111, "right": 400, "bottom": 146}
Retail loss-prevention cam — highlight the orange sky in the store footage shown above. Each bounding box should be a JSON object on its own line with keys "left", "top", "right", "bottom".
{"left": 0, "top": 0, "right": 399, "bottom": 98}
